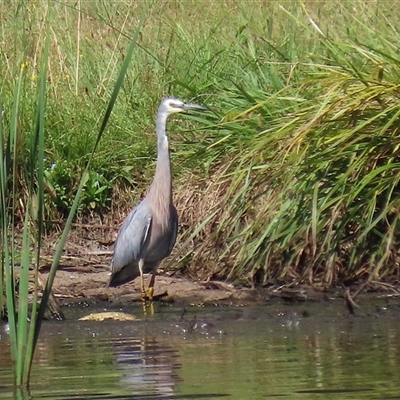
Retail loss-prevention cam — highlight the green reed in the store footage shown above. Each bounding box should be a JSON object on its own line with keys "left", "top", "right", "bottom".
{"left": 0, "top": 1, "right": 149, "bottom": 386}
{"left": 171, "top": 2, "right": 400, "bottom": 285}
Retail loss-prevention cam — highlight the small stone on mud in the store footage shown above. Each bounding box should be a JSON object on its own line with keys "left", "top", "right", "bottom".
{"left": 95, "top": 293, "right": 109, "bottom": 301}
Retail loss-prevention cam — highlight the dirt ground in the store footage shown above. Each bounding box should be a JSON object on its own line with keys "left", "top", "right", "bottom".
{"left": 38, "top": 230, "right": 260, "bottom": 307}
{"left": 45, "top": 264, "right": 400, "bottom": 322}
{"left": 38, "top": 224, "right": 278, "bottom": 308}
{"left": 49, "top": 267, "right": 265, "bottom": 306}
{"left": 44, "top": 254, "right": 330, "bottom": 309}
{"left": 38, "top": 225, "right": 400, "bottom": 315}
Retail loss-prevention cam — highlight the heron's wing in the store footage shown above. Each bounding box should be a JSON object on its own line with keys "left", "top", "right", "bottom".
{"left": 112, "top": 202, "right": 152, "bottom": 270}
{"left": 167, "top": 205, "right": 178, "bottom": 255}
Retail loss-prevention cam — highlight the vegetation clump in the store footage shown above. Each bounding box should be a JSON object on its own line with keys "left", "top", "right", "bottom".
{"left": 2, "top": 0, "right": 400, "bottom": 294}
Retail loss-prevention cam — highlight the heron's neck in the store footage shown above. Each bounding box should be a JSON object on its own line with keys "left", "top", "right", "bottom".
{"left": 149, "top": 112, "right": 172, "bottom": 204}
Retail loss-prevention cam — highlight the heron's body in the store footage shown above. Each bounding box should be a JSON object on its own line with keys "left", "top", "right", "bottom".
{"left": 108, "top": 98, "right": 203, "bottom": 299}
{"left": 108, "top": 199, "right": 178, "bottom": 286}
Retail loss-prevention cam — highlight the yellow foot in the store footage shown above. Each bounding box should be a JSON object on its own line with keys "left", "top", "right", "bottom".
{"left": 146, "top": 287, "right": 154, "bottom": 301}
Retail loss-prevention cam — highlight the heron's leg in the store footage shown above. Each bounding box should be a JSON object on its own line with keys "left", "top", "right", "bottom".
{"left": 146, "top": 271, "right": 156, "bottom": 301}
{"left": 138, "top": 259, "right": 149, "bottom": 315}
{"left": 138, "top": 259, "right": 146, "bottom": 300}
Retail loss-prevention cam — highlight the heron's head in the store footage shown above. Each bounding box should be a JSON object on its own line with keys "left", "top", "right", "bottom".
{"left": 159, "top": 97, "right": 205, "bottom": 116}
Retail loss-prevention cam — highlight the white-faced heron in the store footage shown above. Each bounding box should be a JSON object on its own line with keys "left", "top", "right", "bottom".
{"left": 108, "top": 98, "right": 204, "bottom": 304}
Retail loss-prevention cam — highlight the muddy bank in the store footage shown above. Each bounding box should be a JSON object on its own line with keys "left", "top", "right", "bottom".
{"left": 39, "top": 227, "right": 270, "bottom": 307}
{"left": 45, "top": 265, "right": 399, "bottom": 315}
{"left": 37, "top": 227, "right": 400, "bottom": 312}
{"left": 49, "top": 268, "right": 274, "bottom": 307}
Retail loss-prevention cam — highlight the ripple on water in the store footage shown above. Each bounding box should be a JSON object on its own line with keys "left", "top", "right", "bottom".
{"left": 1, "top": 301, "right": 400, "bottom": 399}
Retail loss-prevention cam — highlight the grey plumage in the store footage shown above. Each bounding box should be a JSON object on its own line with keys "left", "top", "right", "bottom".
{"left": 108, "top": 98, "right": 204, "bottom": 299}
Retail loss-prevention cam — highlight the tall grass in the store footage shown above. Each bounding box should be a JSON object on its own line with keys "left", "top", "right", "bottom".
{"left": 0, "top": 1, "right": 149, "bottom": 386}
{"left": 0, "top": 16, "right": 51, "bottom": 384}
{"left": 171, "top": 2, "right": 400, "bottom": 286}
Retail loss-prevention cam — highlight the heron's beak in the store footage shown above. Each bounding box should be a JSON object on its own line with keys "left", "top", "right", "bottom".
{"left": 182, "top": 103, "right": 206, "bottom": 111}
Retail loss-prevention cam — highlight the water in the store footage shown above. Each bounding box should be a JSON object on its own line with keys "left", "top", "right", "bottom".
{"left": 1, "top": 297, "right": 400, "bottom": 399}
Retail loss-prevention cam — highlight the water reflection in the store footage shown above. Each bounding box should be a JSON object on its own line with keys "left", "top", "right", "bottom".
{"left": 1, "top": 301, "right": 400, "bottom": 399}
{"left": 32, "top": 323, "right": 186, "bottom": 399}
{"left": 0, "top": 312, "right": 228, "bottom": 400}
{"left": 113, "top": 336, "right": 180, "bottom": 397}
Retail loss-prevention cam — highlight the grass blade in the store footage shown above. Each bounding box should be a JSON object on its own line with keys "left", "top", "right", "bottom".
{"left": 22, "top": 19, "right": 50, "bottom": 384}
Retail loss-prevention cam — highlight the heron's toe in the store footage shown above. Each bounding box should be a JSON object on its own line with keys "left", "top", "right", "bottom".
{"left": 146, "top": 287, "right": 155, "bottom": 301}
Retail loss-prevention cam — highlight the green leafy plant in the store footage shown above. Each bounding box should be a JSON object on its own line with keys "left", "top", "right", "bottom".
{"left": 170, "top": 1, "right": 400, "bottom": 286}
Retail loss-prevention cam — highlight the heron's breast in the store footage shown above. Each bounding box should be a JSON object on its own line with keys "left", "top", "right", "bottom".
{"left": 144, "top": 216, "right": 175, "bottom": 260}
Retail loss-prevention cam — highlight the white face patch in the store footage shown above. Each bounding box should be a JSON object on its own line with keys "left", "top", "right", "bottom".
{"left": 166, "top": 100, "right": 184, "bottom": 113}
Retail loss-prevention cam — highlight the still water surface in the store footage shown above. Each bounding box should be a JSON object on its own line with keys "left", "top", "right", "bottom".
{"left": 1, "top": 298, "right": 400, "bottom": 399}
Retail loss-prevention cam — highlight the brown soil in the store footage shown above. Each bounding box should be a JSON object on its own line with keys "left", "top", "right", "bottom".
{"left": 41, "top": 225, "right": 327, "bottom": 308}
{"left": 38, "top": 224, "right": 400, "bottom": 313}
{"left": 40, "top": 224, "right": 268, "bottom": 307}
{"left": 36, "top": 223, "right": 262, "bottom": 304}
{"left": 50, "top": 268, "right": 265, "bottom": 306}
